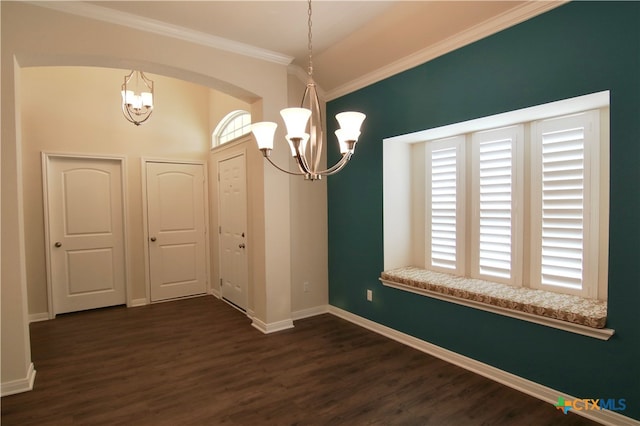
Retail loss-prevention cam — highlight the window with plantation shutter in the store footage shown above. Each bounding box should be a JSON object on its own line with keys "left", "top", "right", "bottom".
{"left": 471, "top": 126, "right": 523, "bottom": 285}
{"left": 425, "top": 136, "right": 465, "bottom": 274}
{"left": 384, "top": 93, "right": 609, "bottom": 332}
{"left": 531, "top": 111, "right": 600, "bottom": 298}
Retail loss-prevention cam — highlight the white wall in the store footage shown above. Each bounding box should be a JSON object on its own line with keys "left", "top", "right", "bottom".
{"left": 1, "top": 55, "right": 35, "bottom": 394}
{"left": 20, "top": 66, "right": 214, "bottom": 314}
{"left": 288, "top": 72, "right": 329, "bottom": 315}
{"left": 1, "top": 1, "right": 305, "bottom": 392}
{"left": 208, "top": 90, "right": 252, "bottom": 143}
{"left": 207, "top": 72, "right": 331, "bottom": 321}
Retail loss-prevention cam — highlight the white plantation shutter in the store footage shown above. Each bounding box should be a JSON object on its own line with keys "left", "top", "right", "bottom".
{"left": 541, "top": 128, "right": 585, "bottom": 289}
{"left": 531, "top": 111, "right": 599, "bottom": 297}
{"left": 426, "top": 137, "right": 465, "bottom": 273}
{"left": 431, "top": 147, "right": 457, "bottom": 269}
{"left": 418, "top": 103, "right": 604, "bottom": 300}
{"left": 471, "top": 126, "right": 523, "bottom": 284}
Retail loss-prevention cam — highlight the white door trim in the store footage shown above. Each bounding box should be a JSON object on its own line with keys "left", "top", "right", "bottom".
{"left": 41, "top": 152, "right": 131, "bottom": 319}
{"left": 141, "top": 158, "right": 211, "bottom": 304}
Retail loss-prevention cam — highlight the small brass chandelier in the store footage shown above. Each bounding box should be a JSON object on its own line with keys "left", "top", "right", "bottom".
{"left": 251, "top": 0, "right": 366, "bottom": 180}
{"left": 121, "top": 70, "right": 154, "bottom": 126}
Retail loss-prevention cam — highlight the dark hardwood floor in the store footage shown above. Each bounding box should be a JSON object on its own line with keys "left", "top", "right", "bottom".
{"left": 2, "top": 296, "right": 598, "bottom": 425}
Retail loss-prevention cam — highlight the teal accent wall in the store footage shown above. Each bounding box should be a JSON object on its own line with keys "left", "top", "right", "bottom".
{"left": 327, "top": 1, "right": 640, "bottom": 420}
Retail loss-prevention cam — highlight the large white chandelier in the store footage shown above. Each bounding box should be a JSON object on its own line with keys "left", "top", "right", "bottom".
{"left": 251, "top": 0, "right": 366, "bottom": 181}
{"left": 121, "top": 70, "right": 154, "bottom": 126}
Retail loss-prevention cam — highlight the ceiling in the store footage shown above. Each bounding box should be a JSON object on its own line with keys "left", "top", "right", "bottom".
{"left": 82, "top": 1, "right": 562, "bottom": 98}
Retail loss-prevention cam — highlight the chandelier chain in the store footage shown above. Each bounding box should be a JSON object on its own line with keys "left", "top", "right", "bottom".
{"left": 307, "top": 0, "right": 313, "bottom": 77}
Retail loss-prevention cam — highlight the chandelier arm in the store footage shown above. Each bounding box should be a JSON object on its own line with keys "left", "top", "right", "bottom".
{"left": 122, "top": 104, "right": 139, "bottom": 126}
{"left": 264, "top": 156, "right": 307, "bottom": 176}
{"left": 133, "top": 111, "right": 153, "bottom": 125}
{"left": 121, "top": 103, "right": 133, "bottom": 123}
{"left": 321, "top": 156, "right": 352, "bottom": 176}
{"left": 312, "top": 153, "right": 352, "bottom": 177}
{"left": 122, "top": 104, "right": 152, "bottom": 126}
{"left": 294, "top": 143, "right": 313, "bottom": 175}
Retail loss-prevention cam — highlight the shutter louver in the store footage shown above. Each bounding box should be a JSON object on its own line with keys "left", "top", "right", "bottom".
{"left": 540, "top": 127, "right": 585, "bottom": 290}
{"left": 431, "top": 146, "right": 457, "bottom": 269}
{"left": 478, "top": 138, "right": 513, "bottom": 279}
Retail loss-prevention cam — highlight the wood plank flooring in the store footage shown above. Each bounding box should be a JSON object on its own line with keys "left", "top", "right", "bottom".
{"left": 2, "top": 296, "right": 599, "bottom": 425}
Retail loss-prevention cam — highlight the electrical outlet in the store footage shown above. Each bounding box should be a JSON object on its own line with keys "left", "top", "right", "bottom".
{"left": 366, "top": 289, "right": 373, "bottom": 302}
{"left": 303, "top": 281, "right": 310, "bottom": 293}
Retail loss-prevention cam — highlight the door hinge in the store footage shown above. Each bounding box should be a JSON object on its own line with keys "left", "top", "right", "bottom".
{"left": 219, "top": 278, "right": 223, "bottom": 287}
{"left": 219, "top": 226, "right": 222, "bottom": 234}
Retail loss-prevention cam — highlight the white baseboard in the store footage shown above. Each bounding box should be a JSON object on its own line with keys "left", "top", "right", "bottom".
{"left": 328, "top": 306, "right": 639, "bottom": 426}
{"left": 28, "top": 312, "right": 50, "bottom": 323}
{"left": 1, "top": 363, "right": 36, "bottom": 397}
{"left": 251, "top": 317, "right": 294, "bottom": 334}
{"left": 292, "top": 304, "right": 330, "bottom": 321}
{"left": 208, "top": 286, "right": 221, "bottom": 299}
{"left": 129, "top": 298, "right": 148, "bottom": 307}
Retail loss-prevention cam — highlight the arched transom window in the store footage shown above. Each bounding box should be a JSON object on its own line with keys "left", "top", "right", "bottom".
{"left": 213, "top": 110, "right": 251, "bottom": 147}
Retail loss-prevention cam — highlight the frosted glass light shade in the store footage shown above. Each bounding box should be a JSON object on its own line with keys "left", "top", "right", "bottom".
{"left": 251, "top": 122, "right": 278, "bottom": 150}
{"left": 335, "top": 129, "right": 360, "bottom": 154}
{"left": 121, "top": 90, "right": 134, "bottom": 105}
{"left": 141, "top": 92, "right": 153, "bottom": 107}
{"left": 287, "top": 133, "right": 309, "bottom": 157}
{"left": 336, "top": 111, "right": 366, "bottom": 142}
{"left": 132, "top": 95, "right": 143, "bottom": 109}
{"left": 280, "top": 108, "right": 311, "bottom": 139}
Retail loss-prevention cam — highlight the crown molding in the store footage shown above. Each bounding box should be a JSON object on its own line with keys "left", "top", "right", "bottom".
{"left": 26, "top": 1, "right": 294, "bottom": 66}
{"left": 325, "top": 1, "right": 567, "bottom": 101}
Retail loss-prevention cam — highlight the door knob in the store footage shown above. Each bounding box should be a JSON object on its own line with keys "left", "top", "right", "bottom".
{"left": 150, "top": 237, "right": 156, "bottom": 242}
{"left": 239, "top": 243, "right": 245, "bottom": 249}
{"left": 54, "top": 242, "right": 62, "bottom": 248}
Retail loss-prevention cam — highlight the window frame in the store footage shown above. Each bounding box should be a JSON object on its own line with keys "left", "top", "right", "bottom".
{"left": 212, "top": 110, "right": 251, "bottom": 148}
{"left": 384, "top": 92, "right": 610, "bottom": 302}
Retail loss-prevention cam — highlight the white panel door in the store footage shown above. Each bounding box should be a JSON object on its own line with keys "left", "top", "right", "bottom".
{"left": 218, "top": 154, "right": 248, "bottom": 310}
{"left": 46, "top": 156, "right": 126, "bottom": 315}
{"left": 146, "top": 162, "right": 207, "bottom": 301}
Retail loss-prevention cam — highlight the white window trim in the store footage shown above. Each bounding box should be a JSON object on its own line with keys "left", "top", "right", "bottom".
{"left": 212, "top": 110, "right": 251, "bottom": 148}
